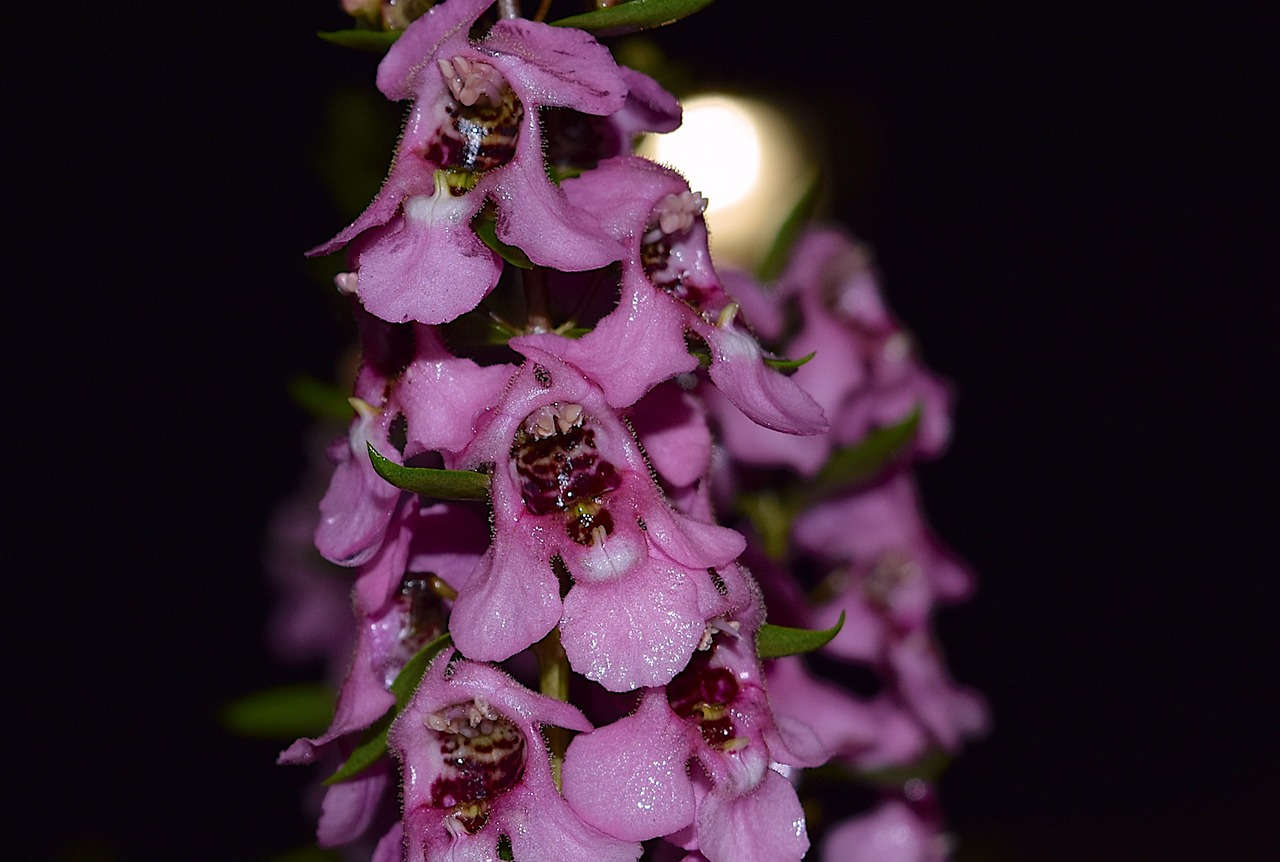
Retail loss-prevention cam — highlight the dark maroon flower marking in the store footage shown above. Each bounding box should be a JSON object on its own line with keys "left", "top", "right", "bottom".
{"left": 424, "top": 699, "right": 527, "bottom": 836}
{"left": 512, "top": 403, "right": 622, "bottom": 545}
{"left": 666, "top": 644, "right": 742, "bottom": 750}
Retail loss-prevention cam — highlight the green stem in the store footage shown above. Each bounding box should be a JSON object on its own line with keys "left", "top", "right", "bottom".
{"left": 532, "top": 627, "right": 570, "bottom": 788}
{"left": 523, "top": 266, "right": 552, "bottom": 333}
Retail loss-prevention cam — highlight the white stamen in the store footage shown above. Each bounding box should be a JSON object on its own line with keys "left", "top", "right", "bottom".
{"left": 437, "top": 55, "right": 506, "bottom": 107}
{"left": 525, "top": 403, "right": 585, "bottom": 438}
{"left": 443, "top": 811, "right": 466, "bottom": 840}
{"left": 333, "top": 271, "right": 358, "bottom": 295}
{"left": 557, "top": 403, "right": 584, "bottom": 433}
{"left": 653, "top": 190, "right": 707, "bottom": 236}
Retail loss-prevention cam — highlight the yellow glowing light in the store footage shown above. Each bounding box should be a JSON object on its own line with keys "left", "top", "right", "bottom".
{"left": 637, "top": 94, "right": 810, "bottom": 270}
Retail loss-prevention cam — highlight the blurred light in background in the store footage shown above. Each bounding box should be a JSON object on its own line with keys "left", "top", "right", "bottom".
{"left": 638, "top": 93, "right": 811, "bottom": 272}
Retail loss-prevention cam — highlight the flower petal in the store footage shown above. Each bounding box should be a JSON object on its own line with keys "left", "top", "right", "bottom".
{"left": 561, "top": 557, "right": 706, "bottom": 691}
{"left": 695, "top": 770, "right": 808, "bottom": 862}
{"left": 562, "top": 692, "right": 698, "bottom": 841}
{"left": 348, "top": 191, "right": 502, "bottom": 324}
{"left": 317, "top": 760, "right": 392, "bottom": 847}
{"left": 375, "top": 0, "right": 491, "bottom": 100}
{"left": 629, "top": 381, "right": 712, "bottom": 488}
{"left": 512, "top": 273, "right": 696, "bottom": 409}
{"left": 489, "top": 124, "right": 621, "bottom": 271}
{"left": 702, "top": 324, "right": 828, "bottom": 435}
{"left": 449, "top": 540, "right": 562, "bottom": 663}
{"left": 482, "top": 18, "right": 627, "bottom": 115}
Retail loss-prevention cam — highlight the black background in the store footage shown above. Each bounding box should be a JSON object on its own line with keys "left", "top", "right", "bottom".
{"left": 15, "top": 1, "right": 1276, "bottom": 859}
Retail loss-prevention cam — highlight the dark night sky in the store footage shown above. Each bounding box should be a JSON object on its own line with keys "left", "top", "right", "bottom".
{"left": 15, "top": 2, "right": 1276, "bottom": 860}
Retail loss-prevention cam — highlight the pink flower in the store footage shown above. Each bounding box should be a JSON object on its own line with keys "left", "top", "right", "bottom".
{"left": 758, "top": 473, "right": 987, "bottom": 762}
{"left": 312, "top": 0, "right": 634, "bottom": 325}
{"left": 446, "top": 349, "right": 746, "bottom": 691}
{"left": 544, "top": 64, "right": 683, "bottom": 176}
{"left": 821, "top": 799, "right": 949, "bottom": 862}
{"left": 794, "top": 472, "right": 975, "bottom": 646}
{"left": 561, "top": 608, "right": 825, "bottom": 862}
{"left": 280, "top": 500, "right": 488, "bottom": 848}
{"left": 389, "top": 653, "right": 640, "bottom": 862}
{"left": 315, "top": 316, "right": 408, "bottom": 567}
{"left": 556, "top": 156, "right": 828, "bottom": 433}
{"left": 264, "top": 427, "right": 357, "bottom": 673}
{"left": 627, "top": 380, "right": 714, "bottom": 492}
{"left": 710, "top": 228, "right": 954, "bottom": 475}
{"left": 316, "top": 320, "right": 514, "bottom": 567}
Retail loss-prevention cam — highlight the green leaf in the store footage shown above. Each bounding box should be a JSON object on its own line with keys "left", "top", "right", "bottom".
{"left": 756, "top": 168, "right": 823, "bottom": 282}
{"left": 326, "top": 633, "right": 452, "bottom": 785}
{"left": 368, "top": 444, "right": 491, "bottom": 500}
{"left": 738, "top": 490, "right": 794, "bottom": 562}
{"left": 805, "top": 408, "right": 920, "bottom": 500}
{"left": 550, "top": 0, "right": 717, "bottom": 36}
{"left": 472, "top": 216, "right": 534, "bottom": 269}
{"left": 756, "top": 611, "right": 844, "bottom": 659}
{"left": 317, "top": 29, "right": 402, "bottom": 52}
{"left": 855, "top": 747, "right": 953, "bottom": 787}
{"left": 762, "top": 351, "right": 816, "bottom": 374}
{"left": 289, "top": 375, "right": 354, "bottom": 424}
{"left": 387, "top": 632, "right": 450, "bottom": 705}
{"left": 220, "top": 684, "right": 334, "bottom": 740}
{"left": 268, "top": 846, "right": 343, "bottom": 862}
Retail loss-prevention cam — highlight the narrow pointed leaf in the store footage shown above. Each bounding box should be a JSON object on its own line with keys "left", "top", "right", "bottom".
{"left": 756, "top": 168, "right": 823, "bottom": 282}
{"left": 756, "top": 611, "right": 844, "bottom": 659}
{"left": 318, "top": 29, "right": 402, "bottom": 52}
{"left": 268, "top": 846, "right": 343, "bottom": 862}
{"left": 322, "top": 714, "right": 394, "bottom": 786}
{"left": 762, "top": 351, "right": 816, "bottom": 374}
{"left": 325, "top": 633, "right": 452, "bottom": 785}
{"left": 220, "top": 684, "right": 334, "bottom": 740}
{"left": 368, "top": 444, "right": 491, "bottom": 500}
{"left": 855, "top": 748, "right": 952, "bottom": 787}
{"left": 472, "top": 216, "right": 534, "bottom": 269}
{"left": 550, "top": 0, "right": 717, "bottom": 36}
{"left": 805, "top": 408, "right": 920, "bottom": 500}
{"left": 388, "top": 633, "right": 451, "bottom": 706}
{"left": 289, "top": 375, "right": 354, "bottom": 423}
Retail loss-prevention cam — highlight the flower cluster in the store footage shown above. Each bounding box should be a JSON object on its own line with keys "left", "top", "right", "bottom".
{"left": 708, "top": 230, "right": 987, "bottom": 855}
{"left": 270, "top": 1, "right": 983, "bottom": 859}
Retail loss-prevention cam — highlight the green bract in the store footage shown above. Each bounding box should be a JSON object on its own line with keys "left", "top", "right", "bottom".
{"left": 806, "top": 408, "right": 921, "bottom": 502}
{"left": 757, "top": 169, "right": 823, "bottom": 282}
{"left": 367, "top": 444, "right": 491, "bottom": 500}
{"left": 325, "top": 633, "right": 453, "bottom": 785}
{"left": 473, "top": 214, "right": 535, "bottom": 269}
{"left": 317, "top": 29, "right": 402, "bottom": 51}
{"left": 221, "top": 684, "right": 334, "bottom": 740}
{"left": 756, "top": 611, "right": 845, "bottom": 660}
{"left": 550, "top": 0, "right": 717, "bottom": 37}
{"left": 762, "top": 351, "right": 817, "bottom": 374}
